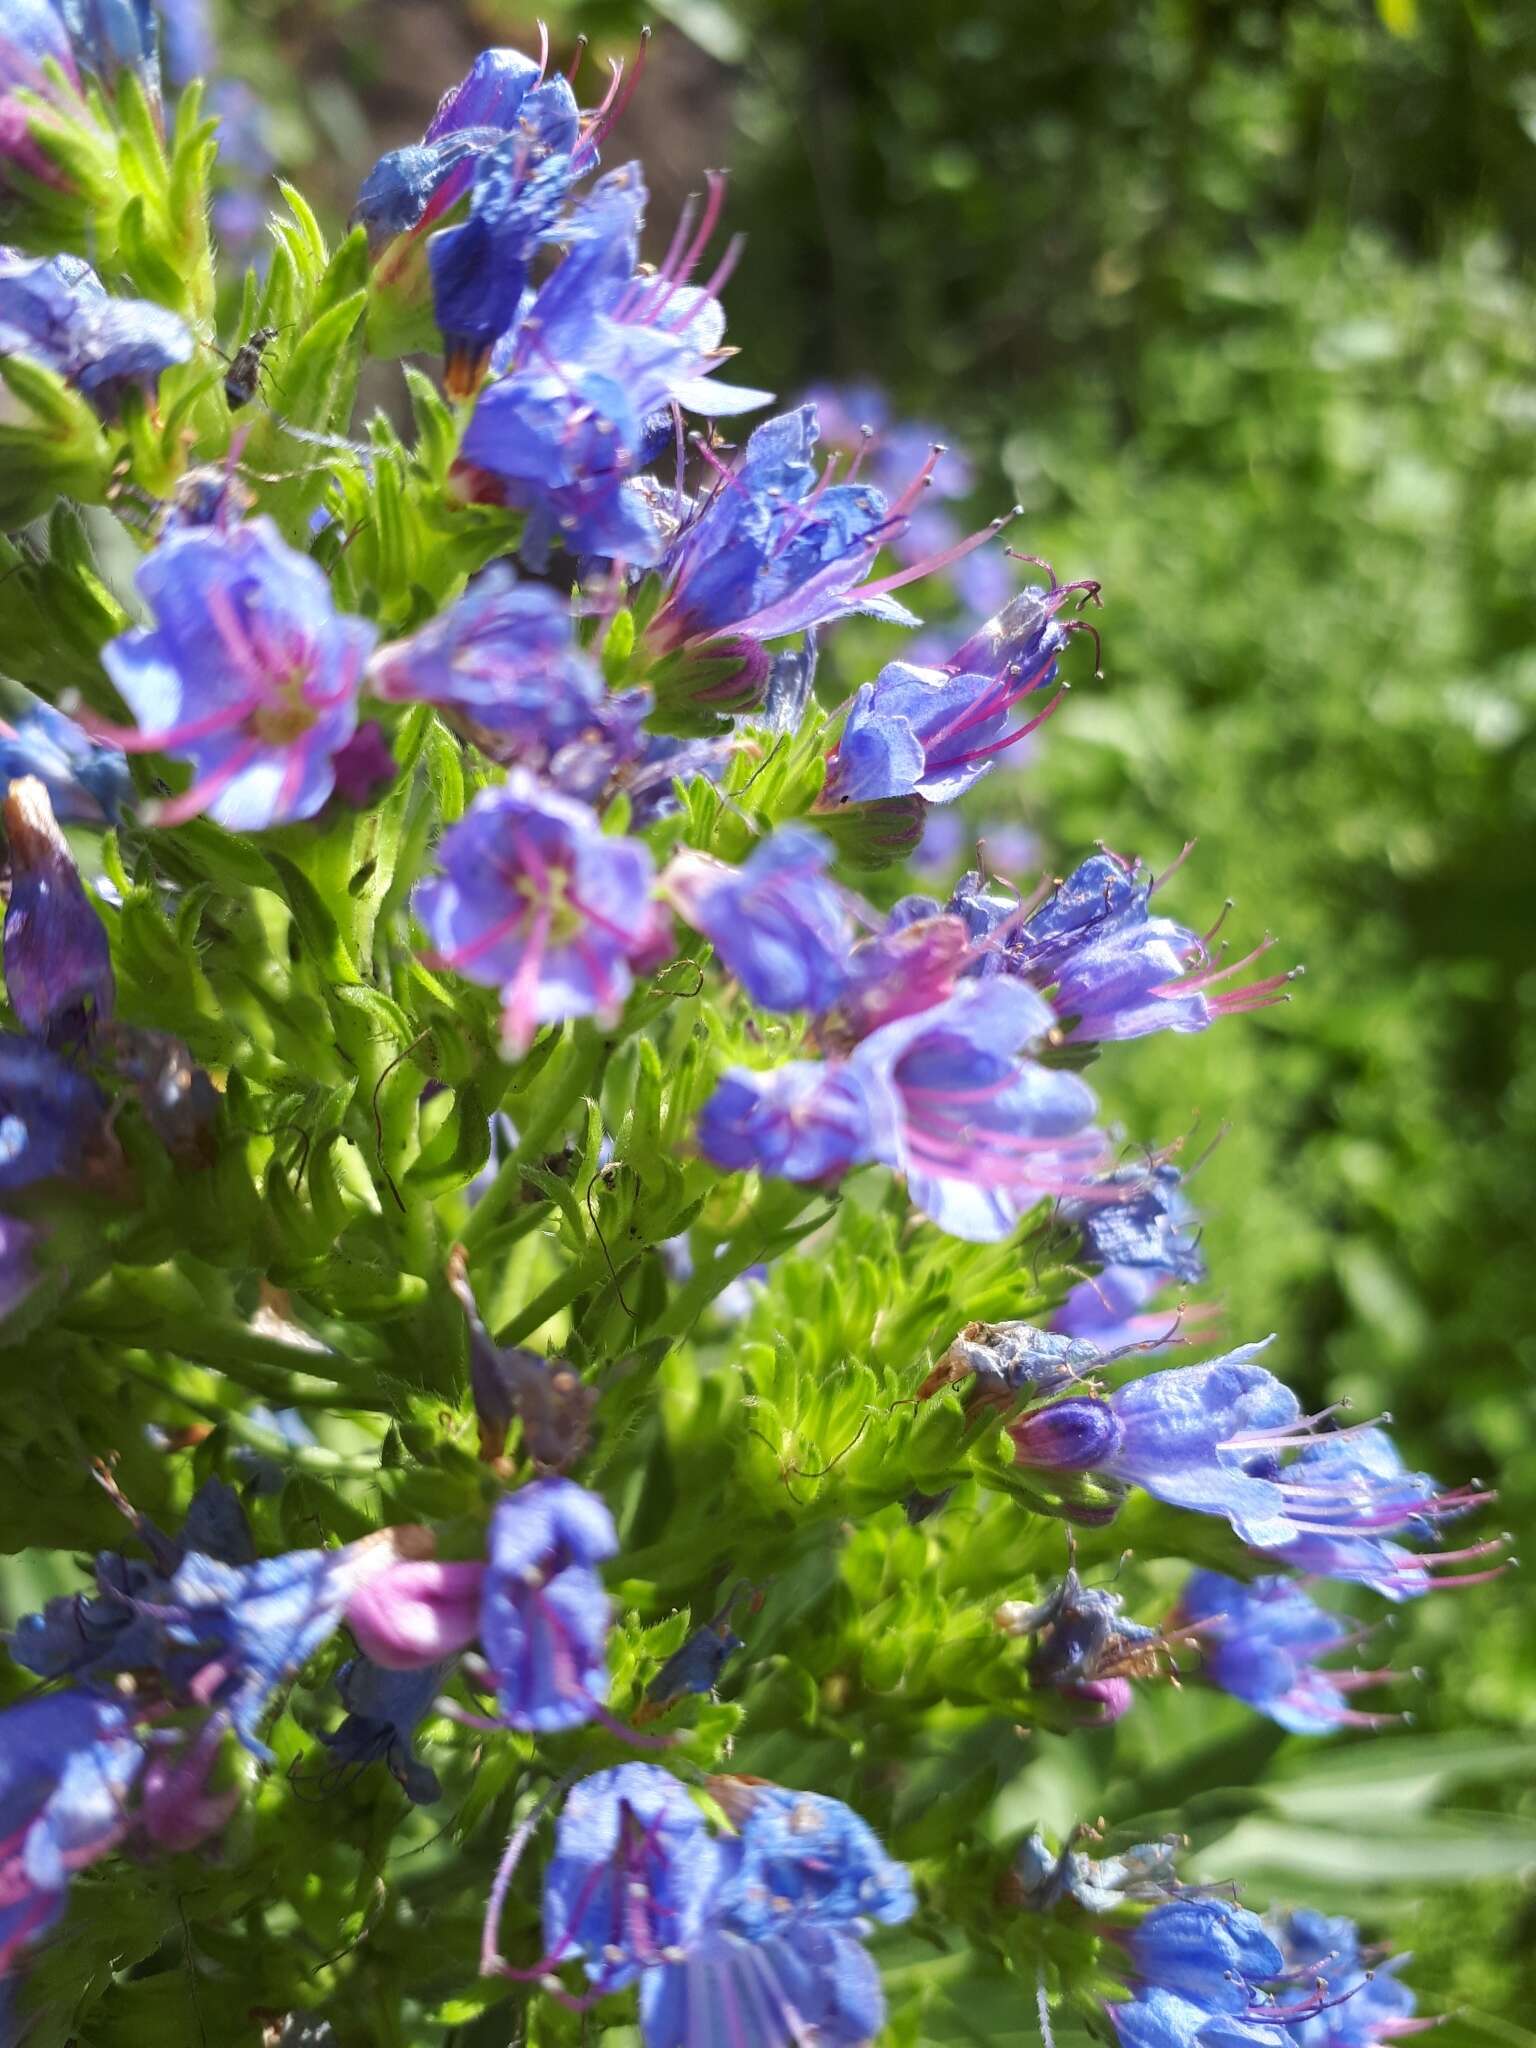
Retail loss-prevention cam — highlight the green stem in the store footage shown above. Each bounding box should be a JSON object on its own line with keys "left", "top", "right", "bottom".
{"left": 491, "top": 1241, "right": 641, "bottom": 1348}
{"left": 461, "top": 1028, "right": 606, "bottom": 1251}
{"left": 116, "top": 1356, "right": 384, "bottom": 1476}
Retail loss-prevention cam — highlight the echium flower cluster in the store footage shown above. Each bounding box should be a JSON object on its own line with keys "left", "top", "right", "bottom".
{"left": 0, "top": 22, "right": 1501, "bottom": 2047}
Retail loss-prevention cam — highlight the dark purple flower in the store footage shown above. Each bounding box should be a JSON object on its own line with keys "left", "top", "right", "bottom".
{"left": 644, "top": 1621, "right": 743, "bottom": 1710}
{"left": 429, "top": 143, "right": 578, "bottom": 394}
{"left": 414, "top": 772, "right": 665, "bottom": 1054}
{"left": 0, "top": 702, "right": 130, "bottom": 824}
{"left": 999, "top": 1566, "right": 1180, "bottom": 1726}
{"left": 0, "top": 1033, "right": 108, "bottom": 1191}
{"left": 665, "top": 827, "right": 852, "bottom": 1014}
{"left": 0, "top": 1689, "right": 145, "bottom": 1974}
{"left": 368, "top": 567, "right": 604, "bottom": 757}
{"left": 1177, "top": 1571, "right": 1398, "bottom": 1734}
{"left": 848, "top": 980, "right": 1104, "bottom": 1239}
{"left": 455, "top": 166, "right": 770, "bottom": 569}
{"left": 99, "top": 517, "right": 376, "bottom": 830}
{"left": 3, "top": 774, "right": 115, "bottom": 1044}
{"left": 318, "top": 1657, "right": 445, "bottom": 1804}
{"left": 0, "top": 249, "right": 191, "bottom": 414}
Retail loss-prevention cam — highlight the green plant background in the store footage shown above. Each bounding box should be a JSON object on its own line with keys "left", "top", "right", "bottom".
{"left": 5, "top": 0, "right": 1535, "bottom": 2036}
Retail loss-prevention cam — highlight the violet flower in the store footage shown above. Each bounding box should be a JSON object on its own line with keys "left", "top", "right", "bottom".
{"left": 824, "top": 575, "right": 1093, "bottom": 807}
{"left": 0, "top": 1032, "right": 109, "bottom": 1191}
{"left": 414, "top": 771, "right": 665, "bottom": 1054}
{"left": 0, "top": 248, "right": 191, "bottom": 414}
{"left": 1177, "top": 1570, "right": 1400, "bottom": 1734}
{"left": 0, "top": 1689, "right": 145, "bottom": 1975}
{"left": 665, "top": 826, "right": 853, "bottom": 1014}
{"left": 368, "top": 566, "right": 605, "bottom": 758}
{"left": 99, "top": 518, "right": 377, "bottom": 830}
{"left": 847, "top": 979, "right": 1105, "bottom": 1240}
{"left": 455, "top": 165, "right": 770, "bottom": 568}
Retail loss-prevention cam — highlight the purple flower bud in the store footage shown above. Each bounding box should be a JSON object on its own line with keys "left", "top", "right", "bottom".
{"left": 138, "top": 1715, "right": 237, "bottom": 1851}
{"left": 3, "top": 774, "right": 114, "bottom": 1044}
{"left": 99, "top": 518, "right": 376, "bottom": 831}
{"left": 666, "top": 827, "right": 852, "bottom": 1014}
{"left": 343, "top": 1559, "right": 484, "bottom": 1671}
{"left": 1010, "top": 1397, "right": 1125, "bottom": 1471}
{"left": 0, "top": 1689, "right": 145, "bottom": 1974}
{"left": 479, "top": 1477, "right": 617, "bottom": 1733}
{"left": 369, "top": 567, "right": 604, "bottom": 756}
{"left": 644, "top": 1623, "right": 743, "bottom": 1708}
{"left": 414, "top": 772, "right": 665, "bottom": 1054}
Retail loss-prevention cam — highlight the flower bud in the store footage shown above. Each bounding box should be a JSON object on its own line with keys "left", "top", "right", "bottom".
{"left": 1009, "top": 1397, "right": 1124, "bottom": 1472}
{"left": 343, "top": 1559, "right": 484, "bottom": 1671}
{"left": 3, "top": 774, "right": 114, "bottom": 1044}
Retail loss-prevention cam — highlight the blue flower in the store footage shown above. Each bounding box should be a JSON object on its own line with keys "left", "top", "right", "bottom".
{"left": 1259, "top": 1429, "right": 1502, "bottom": 1601}
{"left": 414, "top": 771, "right": 665, "bottom": 1054}
{"left": 353, "top": 47, "right": 570, "bottom": 250}
{"left": 0, "top": 1689, "right": 145, "bottom": 1975}
{"left": 456, "top": 166, "right": 770, "bottom": 568}
{"left": 541, "top": 1763, "right": 721, "bottom": 1986}
{"left": 479, "top": 1478, "right": 618, "bottom": 1733}
{"left": 155, "top": 0, "right": 212, "bottom": 87}
{"left": 1177, "top": 1571, "right": 1396, "bottom": 1735}
{"left": 533, "top": 1768, "right": 913, "bottom": 2047}
{"left": 1064, "top": 1163, "right": 1206, "bottom": 1285}
{"left": 152, "top": 1532, "right": 420, "bottom": 1758}
{"left": 0, "top": 1033, "right": 108, "bottom": 1191}
{"left": 100, "top": 518, "right": 377, "bottom": 830}
{"left": 708, "top": 1780, "right": 915, "bottom": 1939}
{"left": 696, "top": 1058, "right": 892, "bottom": 1183}
{"left": 1130, "top": 1898, "right": 1286, "bottom": 2013}
{"left": 848, "top": 979, "right": 1104, "bottom": 1240}
{"left": 2, "top": 775, "right": 114, "bottom": 1045}
{"left": 429, "top": 141, "right": 579, "bottom": 394}
{"left": 368, "top": 566, "right": 605, "bottom": 757}
{"left": 1270, "top": 1911, "right": 1423, "bottom": 2048}
{"left": 666, "top": 827, "right": 853, "bottom": 1013}
{"left": 967, "top": 850, "right": 1298, "bottom": 1044}
{"left": 1052, "top": 1264, "right": 1200, "bottom": 1355}
{"left": 319, "top": 1657, "right": 445, "bottom": 1804}
{"left": 0, "top": 702, "right": 130, "bottom": 824}
{"left": 0, "top": 249, "right": 191, "bottom": 414}
{"left": 56, "top": 0, "right": 159, "bottom": 94}
{"left": 825, "top": 577, "right": 1088, "bottom": 807}
{"left": 1111, "top": 1988, "right": 1288, "bottom": 2048}
{"left": 646, "top": 406, "right": 920, "bottom": 655}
